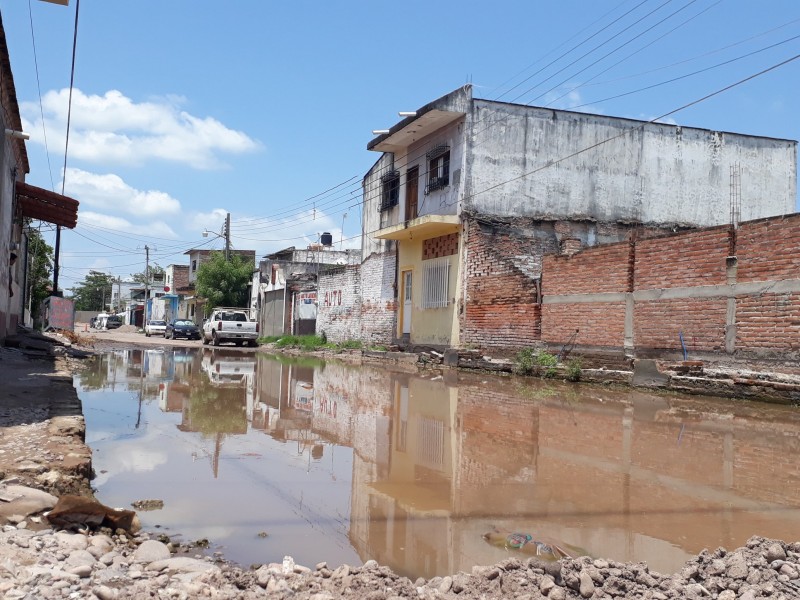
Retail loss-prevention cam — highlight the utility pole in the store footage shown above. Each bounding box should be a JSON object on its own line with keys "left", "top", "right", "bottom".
{"left": 144, "top": 245, "right": 150, "bottom": 325}
{"left": 224, "top": 212, "right": 231, "bottom": 262}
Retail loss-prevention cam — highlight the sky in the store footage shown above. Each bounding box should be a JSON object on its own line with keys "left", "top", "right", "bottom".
{"left": 0, "top": 0, "right": 798, "bottom": 292}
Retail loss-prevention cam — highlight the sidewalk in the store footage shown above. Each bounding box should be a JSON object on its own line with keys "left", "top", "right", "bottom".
{"left": 0, "top": 328, "right": 93, "bottom": 497}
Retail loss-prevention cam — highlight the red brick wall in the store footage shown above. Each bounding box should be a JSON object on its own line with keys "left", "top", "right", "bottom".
{"left": 634, "top": 227, "right": 730, "bottom": 290}
{"left": 542, "top": 241, "right": 632, "bottom": 295}
{"left": 462, "top": 220, "right": 553, "bottom": 349}
{"left": 541, "top": 214, "right": 800, "bottom": 356}
{"left": 735, "top": 293, "right": 800, "bottom": 351}
{"left": 422, "top": 233, "right": 458, "bottom": 259}
{"left": 634, "top": 298, "right": 727, "bottom": 351}
{"left": 736, "top": 215, "right": 800, "bottom": 283}
{"left": 542, "top": 303, "right": 626, "bottom": 348}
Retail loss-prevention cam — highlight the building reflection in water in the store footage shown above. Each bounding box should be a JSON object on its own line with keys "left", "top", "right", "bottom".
{"left": 77, "top": 349, "right": 800, "bottom": 580}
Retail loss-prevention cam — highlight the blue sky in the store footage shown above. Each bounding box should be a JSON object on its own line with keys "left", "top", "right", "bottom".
{"left": 1, "top": 0, "right": 798, "bottom": 291}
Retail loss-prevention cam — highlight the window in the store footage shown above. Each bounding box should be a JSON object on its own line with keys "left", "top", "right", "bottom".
{"left": 192, "top": 260, "right": 197, "bottom": 271}
{"left": 425, "top": 145, "right": 450, "bottom": 194}
{"left": 422, "top": 257, "right": 450, "bottom": 308}
{"left": 380, "top": 170, "right": 400, "bottom": 211}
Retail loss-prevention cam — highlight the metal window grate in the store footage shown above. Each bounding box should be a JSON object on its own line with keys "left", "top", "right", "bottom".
{"left": 426, "top": 144, "right": 449, "bottom": 160}
{"left": 416, "top": 417, "right": 444, "bottom": 469}
{"left": 422, "top": 257, "right": 450, "bottom": 308}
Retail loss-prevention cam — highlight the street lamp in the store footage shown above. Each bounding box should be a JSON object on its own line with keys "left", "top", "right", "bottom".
{"left": 203, "top": 213, "right": 231, "bottom": 261}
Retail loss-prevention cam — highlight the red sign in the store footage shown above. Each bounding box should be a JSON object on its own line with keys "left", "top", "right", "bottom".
{"left": 164, "top": 286, "right": 170, "bottom": 292}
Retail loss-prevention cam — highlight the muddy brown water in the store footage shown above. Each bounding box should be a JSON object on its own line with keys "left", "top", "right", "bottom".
{"left": 75, "top": 347, "right": 800, "bottom": 580}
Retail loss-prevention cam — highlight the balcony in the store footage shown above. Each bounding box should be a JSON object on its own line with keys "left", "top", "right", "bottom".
{"left": 374, "top": 214, "right": 460, "bottom": 241}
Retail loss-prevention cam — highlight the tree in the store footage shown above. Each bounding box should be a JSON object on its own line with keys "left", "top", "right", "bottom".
{"left": 70, "top": 271, "right": 115, "bottom": 311}
{"left": 25, "top": 228, "right": 53, "bottom": 321}
{"left": 131, "top": 263, "right": 165, "bottom": 285}
{"left": 195, "top": 252, "right": 252, "bottom": 312}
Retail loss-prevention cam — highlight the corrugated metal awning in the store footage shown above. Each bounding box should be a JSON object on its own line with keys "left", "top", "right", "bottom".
{"left": 16, "top": 181, "right": 79, "bottom": 228}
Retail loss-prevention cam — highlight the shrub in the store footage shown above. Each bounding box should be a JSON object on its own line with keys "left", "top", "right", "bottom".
{"left": 537, "top": 351, "right": 558, "bottom": 378}
{"left": 338, "top": 340, "right": 363, "bottom": 350}
{"left": 513, "top": 348, "right": 536, "bottom": 375}
{"left": 566, "top": 358, "right": 583, "bottom": 382}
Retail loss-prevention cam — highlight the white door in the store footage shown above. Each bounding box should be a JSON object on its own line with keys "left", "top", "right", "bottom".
{"left": 402, "top": 271, "right": 412, "bottom": 335}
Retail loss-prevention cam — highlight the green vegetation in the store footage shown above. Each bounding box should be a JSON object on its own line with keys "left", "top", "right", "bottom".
{"left": 69, "top": 270, "right": 116, "bottom": 311}
{"left": 26, "top": 228, "right": 54, "bottom": 322}
{"left": 195, "top": 251, "right": 253, "bottom": 311}
{"left": 566, "top": 358, "right": 583, "bottom": 382}
{"left": 537, "top": 351, "right": 559, "bottom": 378}
{"left": 338, "top": 339, "right": 363, "bottom": 349}
{"left": 514, "top": 349, "right": 584, "bottom": 381}
{"left": 258, "top": 335, "right": 368, "bottom": 352}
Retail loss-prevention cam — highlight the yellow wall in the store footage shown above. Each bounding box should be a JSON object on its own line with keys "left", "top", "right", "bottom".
{"left": 397, "top": 237, "right": 460, "bottom": 347}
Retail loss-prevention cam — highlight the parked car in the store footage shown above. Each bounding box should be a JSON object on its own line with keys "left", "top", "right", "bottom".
{"left": 202, "top": 307, "right": 259, "bottom": 347}
{"left": 105, "top": 315, "right": 123, "bottom": 329}
{"left": 144, "top": 320, "right": 167, "bottom": 337}
{"left": 166, "top": 319, "right": 201, "bottom": 340}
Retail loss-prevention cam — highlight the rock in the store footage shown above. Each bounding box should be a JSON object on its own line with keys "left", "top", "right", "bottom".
{"left": 65, "top": 549, "right": 96, "bottom": 568}
{"left": 725, "top": 551, "right": 749, "bottom": 579}
{"left": 69, "top": 564, "right": 93, "bottom": 578}
{"left": 579, "top": 570, "right": 595, "bottom": 598}
{"left": 548, "top": 586, "right": 567, "bottom": 600}
{"left": 438, "top": 575, "right": 452, "bottom": 593}
{"left": 92, "top": 585, "right": 118, "bottom": 600}
{"left": 766, "top": 543, "right": 787, "bottom": 563}
{"left": 145, "top": 557, "right": 220, "bottom": 575}
{"left": 132, "top": 539, "right": 170, "bottom": 563}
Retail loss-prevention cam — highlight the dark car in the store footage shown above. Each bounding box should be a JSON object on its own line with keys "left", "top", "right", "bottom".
{"left": 166, "top": 319, "right": 201, "bottom": 340}
{"left": 106, "top": 315, "right": 123, "bottom": 329}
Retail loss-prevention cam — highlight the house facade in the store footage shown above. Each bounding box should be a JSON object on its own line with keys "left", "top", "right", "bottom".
{"left": 254, "top": 240, "right": 359, "bottom": 337}
{"left": 351, "top": 85, "right": 796, "bottom": 350}
{"left": 0, "top": 11, "right": 79, "bottom": 343}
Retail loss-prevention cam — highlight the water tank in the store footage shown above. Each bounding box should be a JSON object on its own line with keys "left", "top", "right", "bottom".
{"left": 320, "top": 232, "right": 333, "bottom": 246}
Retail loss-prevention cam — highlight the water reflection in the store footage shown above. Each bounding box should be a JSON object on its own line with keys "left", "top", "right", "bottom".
{"left": 76, "top": 349, "right": 800, "bottom": 580}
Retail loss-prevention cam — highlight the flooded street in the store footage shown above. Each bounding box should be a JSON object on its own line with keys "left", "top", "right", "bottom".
{"left": 75, "top": 347, "right": 800, "bottom": 581}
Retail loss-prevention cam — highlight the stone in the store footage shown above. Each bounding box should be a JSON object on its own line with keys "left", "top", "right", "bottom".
{"left": 132, "top": 539, "right": 170, "bottom": 563}
{"left": 725, "top": 552, "right": 748, "bottom": 580}
{"left": 548, "top": 586, "right": 567, "bottom": 600}
{"left": 579, "top": 570, "right": 595, "bottom": 598}
{"left": 766, "top": 543, "right": 787, "bottom": 563}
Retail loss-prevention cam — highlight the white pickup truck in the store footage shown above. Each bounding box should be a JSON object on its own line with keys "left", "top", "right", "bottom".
{"left": 202, "top": 308, "right": 259, "bottom": 347}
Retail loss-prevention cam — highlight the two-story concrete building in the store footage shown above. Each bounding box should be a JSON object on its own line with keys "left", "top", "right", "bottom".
{"left": 328, "top": 85, "right": 796, "bottom": 350}
{"left": 255, "top": 237, "right": 359, "bottom": 337}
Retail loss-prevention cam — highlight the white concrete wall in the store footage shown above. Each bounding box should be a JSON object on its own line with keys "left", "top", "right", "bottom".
{"left": 466, "top": 101, "right": 797, "bottom": 227}
{"left": 362, "top": 153, "right": 397, "bottom": 261}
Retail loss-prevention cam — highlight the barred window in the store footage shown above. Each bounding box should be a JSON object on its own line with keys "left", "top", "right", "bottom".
{"left": 380, "top": 171, "right": 400, "bottom": 211}
{"left": 422, "top": 257, "right": 450, "bottom": 309}
{"left": 425, "top": 144, "right": 450, "bottom": 194}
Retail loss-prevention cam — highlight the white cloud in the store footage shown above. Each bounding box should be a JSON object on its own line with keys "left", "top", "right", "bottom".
{"left": 20, "top": 88, "right": 261, "bottom": 169}
{"left": 187, "top": 208, "right": 231, "bottom": 236}
{"left": 80, "top": 211, "right": 178, "bottom": 239}
{"left": 64, "top": 168, "right": 181, "bottom": 217}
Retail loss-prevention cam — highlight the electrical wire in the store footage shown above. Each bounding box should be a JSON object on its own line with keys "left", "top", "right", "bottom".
{"left": 42, "top": 7, "right": 799, "bottom": 284}
{"left": 26, "top": 0, "right": 56, "bottom": 192}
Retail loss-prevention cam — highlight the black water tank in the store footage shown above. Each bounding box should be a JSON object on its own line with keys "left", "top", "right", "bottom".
{"left": 320, "top": 232, "right": 333, "bottom": 246}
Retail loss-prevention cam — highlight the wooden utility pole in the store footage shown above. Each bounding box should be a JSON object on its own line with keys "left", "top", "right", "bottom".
{"left": 144, "top": 245, "right": 150, "bottom": 325}
{"left": 224, "top": 212, "right": 231, "bottom": 261}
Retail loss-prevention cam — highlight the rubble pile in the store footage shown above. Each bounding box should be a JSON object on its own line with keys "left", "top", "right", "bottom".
{"left": 0, "top": 527, "right": 798, "bottom": 599}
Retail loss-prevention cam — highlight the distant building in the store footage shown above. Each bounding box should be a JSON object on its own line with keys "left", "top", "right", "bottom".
{"left": 254, "top": 238, "right": 359, "bottom": 337}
